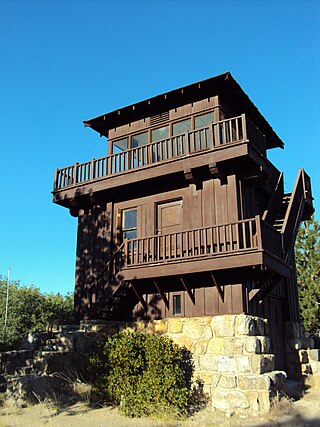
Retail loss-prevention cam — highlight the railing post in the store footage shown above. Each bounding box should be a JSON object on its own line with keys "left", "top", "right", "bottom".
{"left": 185, "top": 131, "right": 190, "bottom": 154}
{"left": 214, "top": 122, "right": 220, "bottom": 146}
{"left": 255, "top": 215, "right": 262, "bottom": 250}
{"left": 54, "top": 169, "right": 59, "bottom": 190}
{"left": 123, "top": 239, "right": 128, "bottom": 267}
{"left": 73, "top": 162, "right": 79, "bottom": 185}
{"left": 241, "top": 114, "right": 247, "bottom": 141}
{"left": 91, "top": 159, "right": 95, "bottom": 180}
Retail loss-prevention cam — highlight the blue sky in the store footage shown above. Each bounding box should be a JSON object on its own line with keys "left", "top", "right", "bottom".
{"left": 1, "top": 0, "right": 319, "bottom": 295}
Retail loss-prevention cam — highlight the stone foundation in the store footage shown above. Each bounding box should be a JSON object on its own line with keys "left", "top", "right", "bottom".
{"left": 284, "top": 321, "right": 320, "bottom": 386}
{"left": 4, "top": 315, "right": 319, "bottom": 411}
{"left": 81, "top": 314, "right": 286, "bottom": 413}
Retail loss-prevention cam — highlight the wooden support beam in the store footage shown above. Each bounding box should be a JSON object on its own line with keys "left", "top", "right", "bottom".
{"left": 153, "top": 280, "right": 169, "bottom": 309}
{"left": 211, "top": 274, "right": 224, "bottom": 302}
{"left": 209, "top": 162, "right": 226, "bottom": 181}
{"left": 249, "top": 272, "right": 282, "bottom": 304}
{"left": 180, "top": 277, "right": 195, "bottom": 305}
{"left": 184, "top": 168, "right": 197, "bottom": 185}
{"left": 131, "top": 283, "right": 148, "bottom": 311}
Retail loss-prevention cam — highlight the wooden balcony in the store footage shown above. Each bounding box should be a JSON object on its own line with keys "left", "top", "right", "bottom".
{"left": 120, "top": 216, "right": 291, "bottom": 281}
{"left": 53, "top": 114, "right": 267, "bottom": 202}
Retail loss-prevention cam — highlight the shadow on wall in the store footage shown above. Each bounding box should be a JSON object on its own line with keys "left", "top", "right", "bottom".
{"left": 74, "top": 204, "right": 112, "bottom": 320}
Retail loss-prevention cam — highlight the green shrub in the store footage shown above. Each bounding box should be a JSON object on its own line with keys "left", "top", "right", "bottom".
{"left": 87, "top": 331, "right": 192, "bottom": 418}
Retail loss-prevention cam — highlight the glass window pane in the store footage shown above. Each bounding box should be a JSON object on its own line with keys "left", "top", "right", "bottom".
{"left": 123, "top": 209, "right": 137, "bottom": 229}
{"left": 172, "top": 119, "right": 191, "bottom": 136}
{"left": 195, "top": 112, "right": 214, "bottom": 129}
{"left": 151, "top": 126, "right": 169, "bottom": 142}
{"left": 173, "top": 295, "right": 181, "bottom": 315}
{"left": 124, "top": 229, "right": 137, "bottom": 240}
{"left": 113, "top": 138, "right": 128, "bottom": 153}
{"left": 132, "top": 132, "right": 148, "bottom": 147}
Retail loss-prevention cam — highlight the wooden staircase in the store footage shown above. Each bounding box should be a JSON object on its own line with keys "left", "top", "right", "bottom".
{"left": 251, "top": 169, "right": 313, "bottom": 303}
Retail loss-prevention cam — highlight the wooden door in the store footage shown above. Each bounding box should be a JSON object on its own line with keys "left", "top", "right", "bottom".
{"left": 157, "top": 200, "right": 183, "bottom": 259}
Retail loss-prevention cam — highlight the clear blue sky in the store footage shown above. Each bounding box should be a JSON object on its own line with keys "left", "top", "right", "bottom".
{"left": 0, "top": 0, "right": 319, "bottom": 295}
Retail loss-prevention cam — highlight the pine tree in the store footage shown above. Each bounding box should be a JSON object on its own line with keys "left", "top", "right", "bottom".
{"left": 295, "top": 215, "right": 320, "bottom": 334}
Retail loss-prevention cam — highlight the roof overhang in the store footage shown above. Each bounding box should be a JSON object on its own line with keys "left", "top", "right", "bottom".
{"left": 83, "top": 72, "right": 284, "bottom": 150}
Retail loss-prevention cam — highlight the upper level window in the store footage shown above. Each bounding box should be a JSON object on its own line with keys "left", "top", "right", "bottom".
{"left": 172, "top": 119, "right": 191, "bottom": 136}
{"left": 195, "top": 112, "right": 214, "bottom": 129}
{"left": 151, "top": 126, "right": 169, "bottom": 142}
{"left": 132, "top": 132, "right": 148, "bottom": 148}
{"left": 113, "top": 137, "right": 128, "bottom": 153}
{"left": 122, "top": 208, "right": 137, "bottom": 240}
{"left": 111, "top": 109, "right": 216, "bottom": 154}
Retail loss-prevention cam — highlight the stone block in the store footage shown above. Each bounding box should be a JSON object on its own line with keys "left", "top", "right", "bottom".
{"left": 196, "top": 371, "right": 217, "bottom": 385}
{"left": 244, "top": 337, "right": 261, "bottom": 354}
{"left": 256, "top": 391, "right": 273, "bottom": 413}
{"left": 211, "top": 390, "right": 249, "bottom": 410}
{"left": 307, "top": 349, "right": 320, "bottom": 362}
{"left": 150, "top": 319, "right": 168, "bottom": 334}
{"left": 192, "top": 339, "right": 209, "bottom": 355}
{"left": 207, "top": 337, "right": 225, "bottom": 355}
{"left": 235, "top": 315, "right": 254, "bottom": 336}
{"left": 247, "top": 391, "right": 260, "bottom": 412}
{"left": 212, "top": 373, "right": 222, "bottom": 388}
{"left": 211, "top": 315, "right": 236, "bottom": 337}
{"left": 223, "top": 338, "right": 245, "bottom": 355}
{"left": 168, "top": 319, "right": 183, "bottom": 334}
{"left": 237, "top": 374, "right": 271, "bottom": 390}
{"left": 183, "top": 321, "right": 205, "bottom": 340}
{"left": 260, "top": 336, "right": 271, "bottom": 353}
{"left": 310, "top": 361, "right": 319, "bottom": 374}
{"left": 199, "top": 354, "right": 218, "bottom": 371}
{"left": 218, "top": 356, "right": 237, "bottom": 373}
{"left": 250, "top": 354, "right": 274, "bottom": 374}
{"left": 167, "top": 334, "right": 193, "bottom": 350}
{"left": 236, "top": 356, "right": 251, "bottom": 373}
{"left": 218, "top": 374, "right": 237, "bottom": 389}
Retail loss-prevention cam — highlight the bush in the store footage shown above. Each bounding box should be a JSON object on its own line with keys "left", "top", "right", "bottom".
{"left": 87, "top": 331, "right": 192, "bottom": 418}
{"left": 0, "top": 276, "right": 74, "bottom": 349}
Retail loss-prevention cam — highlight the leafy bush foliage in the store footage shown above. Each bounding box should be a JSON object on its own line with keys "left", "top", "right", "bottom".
{"left": 87, "top": 331, "right": 193, "bottom": 418}
{"left": 0, "top": 276, "right": 73, "bottom": 349}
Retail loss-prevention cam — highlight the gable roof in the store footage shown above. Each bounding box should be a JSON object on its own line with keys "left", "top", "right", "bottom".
{"left": 83, "top": 72, "right": 283, "bottom": 149}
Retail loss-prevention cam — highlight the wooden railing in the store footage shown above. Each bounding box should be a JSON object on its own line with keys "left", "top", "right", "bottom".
{"left": 123, "top": 216, "right": 283, "bottom": 268}
{"left": 282, "top": 169, "right": 312, "bottom": 257}
{"left": 54, "top": 114, "right": 266, "bottom": 191}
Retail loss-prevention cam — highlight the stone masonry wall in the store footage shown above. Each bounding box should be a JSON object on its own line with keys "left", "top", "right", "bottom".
{"left": 284, "top": 321, "right": 320, "bottom": 387}
{"left": 81, "top": 314, "right": 287, "bottom": 413}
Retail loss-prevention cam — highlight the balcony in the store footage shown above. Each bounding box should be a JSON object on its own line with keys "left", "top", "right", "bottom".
{"left": 53, "top": 114, "right": 267, "bottom": 203}
{"left": 120, "top": 216, "right": 291, "bottom": 281}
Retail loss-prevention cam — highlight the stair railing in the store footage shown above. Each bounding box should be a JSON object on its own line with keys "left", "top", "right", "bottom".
{"left": 281, "top": 169, "right": 311, "bottom": 260}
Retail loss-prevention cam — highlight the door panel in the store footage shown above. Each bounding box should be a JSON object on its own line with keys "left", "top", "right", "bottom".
{"left": 157, "top": 200, "right": 183, "bottom": 258}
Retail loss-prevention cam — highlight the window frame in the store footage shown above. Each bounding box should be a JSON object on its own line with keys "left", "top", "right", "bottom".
{"left": 111, "top": 108, "right": 217, "bottom": 154}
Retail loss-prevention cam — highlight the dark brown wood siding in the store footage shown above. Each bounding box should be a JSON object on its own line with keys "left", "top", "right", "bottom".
{"left": 74, "top": 205, "right": 112, "bottom": 320}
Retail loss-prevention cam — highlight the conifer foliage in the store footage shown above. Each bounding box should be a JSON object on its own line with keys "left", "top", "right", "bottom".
{"left": 295, "top": 215, "right": 320, "bottom": 334}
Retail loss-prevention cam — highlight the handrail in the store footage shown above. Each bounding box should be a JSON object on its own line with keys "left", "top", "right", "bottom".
{"left": 54, "top": 114, "right": 266, "bottom": 191}
{"left": 281, "top": 169, "right": 312, "bottom": 259}
{"left": 123, "top": 216, "right": 283, "bottom": 268}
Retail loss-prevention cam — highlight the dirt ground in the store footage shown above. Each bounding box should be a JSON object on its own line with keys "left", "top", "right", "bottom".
{"left": 0, "top": 388, "right": 319, "bottom": 427}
